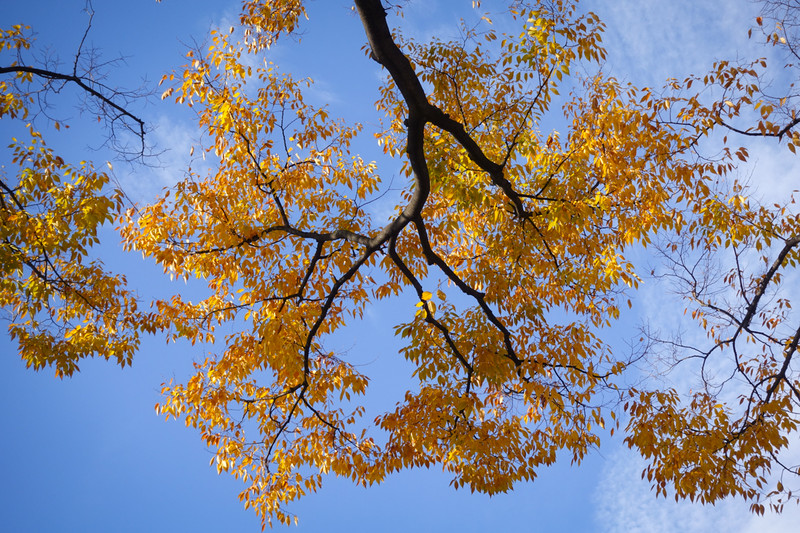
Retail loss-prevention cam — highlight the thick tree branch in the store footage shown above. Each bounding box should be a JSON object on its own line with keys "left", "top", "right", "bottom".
{"left": 354, "top": 0, "right": 529, "bottom": 218}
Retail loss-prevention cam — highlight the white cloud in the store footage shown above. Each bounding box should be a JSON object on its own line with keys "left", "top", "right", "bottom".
{"left": 585, "top": 0, "right": 763, "bottom": 87}
{"left": 595, "top": 444, "right": 800, "bottom": 533}
{"left": 114, "top": 113, "right": 210, "bottom": 204}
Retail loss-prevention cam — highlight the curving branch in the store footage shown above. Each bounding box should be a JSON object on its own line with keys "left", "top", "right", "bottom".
{"left": 352, "top": 0, "right": 525, "bottom": 370}
{"left": 0, "top": 64, "right": 147, "bottom": 151}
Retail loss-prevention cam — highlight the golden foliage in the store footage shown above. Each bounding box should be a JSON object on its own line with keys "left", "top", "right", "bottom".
{"left": 3, "top": 0, "right": 800, "bottom": 528}
{"left": 0, "top": 41, "right": 154, "bottom": 375}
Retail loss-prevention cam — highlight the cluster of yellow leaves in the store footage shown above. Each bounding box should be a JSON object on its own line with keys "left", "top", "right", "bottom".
{"left": 121, "top": 0, "right": 720, "bottom": 527}
{"left": 0, "top": 25, "right": 30, "bottom": 52}
{"left": 0, "top": 27, "right": 154, "bottom": 376}
{"left": 123, "top": 7, "right": 390, "bottom": 526}
{"left": 0, "top": 131, "right": 142, "bottom": 376}
{"left": 0, "top": 26, "right": 30, "bottom": 121}
{"left": 625, "top": 385, "right": 797, "bottom": 514}
{"left": 620, "top": 34, "right": 800, "bottom": 513}
{"left": 370, "top": 11, "right": 699, "bottom": 498}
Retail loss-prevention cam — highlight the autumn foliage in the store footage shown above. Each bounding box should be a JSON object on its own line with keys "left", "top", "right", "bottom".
{"left": 2, "top": 0, "right": 800, "bottom": 527}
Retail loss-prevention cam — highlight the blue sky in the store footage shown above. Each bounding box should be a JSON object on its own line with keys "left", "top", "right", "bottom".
{"left": 2, "top": 1, "right": 799, "bottom": 531}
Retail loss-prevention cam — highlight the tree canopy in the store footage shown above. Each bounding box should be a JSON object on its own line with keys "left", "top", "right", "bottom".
{"left": 2, "top": 0, "right": 800, "bottom": 527}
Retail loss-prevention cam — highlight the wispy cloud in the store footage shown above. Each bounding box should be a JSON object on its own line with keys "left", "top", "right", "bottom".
{"left": 117, "top": 113, "right": 205, "bottom": 204}
{"left": 585, "top": 0, "right": 764, "bottom": 87}
{"left": 595, "top": 444, "right": 800, "bottom": 533}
